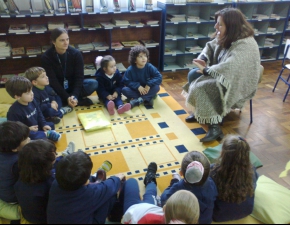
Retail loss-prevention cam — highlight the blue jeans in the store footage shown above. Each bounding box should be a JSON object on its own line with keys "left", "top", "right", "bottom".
{"left": 42, "top": 95, "right": 63, "bottom": 119}
{"left": 103, "top": 96, "right": 123, "bottom": 109}
{"left": 122, "top": 85, "right": 160, "bottom": 102}
{"left": 119, "top": 178, "right": 157, "bottom": 214}
{"left": 81, "top": 79, "right": 98, "bottom": 98}
{"left": 188, "top": 68, "right": 203, "bottom": 84}
{"left": 29, "top": 121, "right": 55, "bottom": 140}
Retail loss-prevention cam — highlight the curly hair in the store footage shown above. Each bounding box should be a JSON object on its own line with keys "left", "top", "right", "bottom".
{"left": 128, "top": 45, "right": 149, "bottom": 66}
{"left": 211, "top": 135, "right": 254, "bottom": 204}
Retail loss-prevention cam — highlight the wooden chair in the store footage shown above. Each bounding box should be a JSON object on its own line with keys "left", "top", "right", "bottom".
{"left": 272, "top": 39, "right": 290, "bottom": 102}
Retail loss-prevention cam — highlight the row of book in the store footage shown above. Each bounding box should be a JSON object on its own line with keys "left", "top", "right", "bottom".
{"left": 0, "top": 41, "right": 11, "bottom": 57}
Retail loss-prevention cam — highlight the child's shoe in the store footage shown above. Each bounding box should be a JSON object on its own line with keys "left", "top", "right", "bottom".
{"left": 117, "top": 103, "right": 131, "bottom": 114}
{"left": 107, "top": 100, "right": 115, "bottom": 115}
{"left": 172, "top": 173, "right": 181, "bottom": 181}
{"left": 46, "top": 117, "right": 61, "bottom": 124}
{"left": 99, "top": 160, "right": 112, "bottom": 173}
{"left": 144, "top": 162, "right": 157, "bottom": 186}
{"left": 144, "top": 98, "right": 154, "bottom": 107}
{"left": 62, "top": 141, "right": 76, "bottom": 156}
{"left": 46, "top": 130, "right": 61, "bottom": 142}
{"left": 60, "top": 106, "right": 73, "bottom": 115}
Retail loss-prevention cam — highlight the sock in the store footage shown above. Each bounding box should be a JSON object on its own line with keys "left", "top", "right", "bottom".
{"left": 138, "top": 97, "right": 144, "bottom": 104}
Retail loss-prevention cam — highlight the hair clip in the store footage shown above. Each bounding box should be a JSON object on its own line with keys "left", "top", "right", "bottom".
{"left": 238, "top": 136, "right": 246, "bottom": 142}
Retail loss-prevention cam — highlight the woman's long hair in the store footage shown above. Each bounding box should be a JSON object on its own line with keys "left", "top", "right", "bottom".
{"left": 214, "top": 8, "right": 254, "bottom": 49}
{"left": 212, "top": 135, "right": 254, "bottom": 204}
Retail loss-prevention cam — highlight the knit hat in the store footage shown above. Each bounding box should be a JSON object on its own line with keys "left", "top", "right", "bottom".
{"left": 185, "top": 161, "right": 204, "bottom": 184}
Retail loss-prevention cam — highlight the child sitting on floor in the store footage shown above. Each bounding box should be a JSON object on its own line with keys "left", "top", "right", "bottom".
{"left": 5, "top": 76, "right": 61, "bottom": 142}
{"left": 95, "top": 55, "right": 131, "bottom": 115}
{"left": 121, "top": 163, "right": 200, "bottom": 224}
{"left": 122, "top": 45, "right": 162, "bottom": 108}
{"left": 161, "top": 151, "right": 218, "bottom": 224}
{"left": 25, "top": 67, "right": 73, "bottom": 124}
{"left": 47, "top": 151, "right": 125, "bottom": 224}
{"left": 210, "top": 135, "right": 259, "bottom": 222}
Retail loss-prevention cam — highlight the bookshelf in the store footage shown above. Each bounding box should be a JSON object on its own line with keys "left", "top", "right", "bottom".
{"left": 0, "top": 2, "right": 162, "bottom": 87}
{"left": 157, "top": 0, "right": 290, "bottom": 72}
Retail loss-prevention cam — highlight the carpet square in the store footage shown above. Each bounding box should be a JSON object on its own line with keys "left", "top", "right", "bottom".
{"left": 175, "top": 145, "right": 189, "bottom": 153}
{"left": 83, "top": 128, "right": 115, "bottom": 147}
{"left": 55, "top": 133, "right": 68, "bottom": 153}
{"left": 139, "top": 143, "right": 176, "bottom": 165}
{"left": 158, "top": 122, "right": 169, "bottom": 129}
{"left": 151, "top": 113, "right": 161, "bottom": 118}
{"left": 158, "top": 93, "right": 170, "bottom": 97}
{"left": 174, "top": 109, "right": 187, "bottom": 115}
{"left": 166, "top": 132, "right": 178, "bottom": 140}
{"left": 125, "top": 120, "right": 158, "bottom": 139}
{"left": 191, "top": 127, "right": 207, "bottom": 135}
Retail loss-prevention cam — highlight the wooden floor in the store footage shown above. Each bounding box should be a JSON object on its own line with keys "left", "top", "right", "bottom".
{"left": 161, "top": 61, "right": 290, "bottom": 189}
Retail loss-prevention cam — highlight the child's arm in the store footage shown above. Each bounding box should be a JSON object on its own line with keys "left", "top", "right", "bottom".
{"left": 113, "top": 70, "right": 124, "bottom": 95}
{"left": 147, "top": 64, "right": 162, "bottom": 87}
{"left": 160, "top": 180, "right": 182, "bottom": 206}
{"left": 96, "top": 75, "right": 111, "bottom": 100}
{"left": 123, "top": 70, "right": 141, "bottom": 90}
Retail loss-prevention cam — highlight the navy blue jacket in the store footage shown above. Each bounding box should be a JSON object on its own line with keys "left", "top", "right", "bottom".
{"left": 14, "top": 176, "right": 55, "bottom": 223}
{"left": 95, "top": 68, "right": 124, "bottom": 100}
{"left": 123, "top": 63, "right": 162, "bottom": 90}
{"left": 32, "top": 86, "right": 57, "bottom": 114}
{"left": 210, "top": 165, "right": 259, "bottom": 222}
{"left": 0, "top": 152, "right": 19, "bottom": 203}
{"left": 41, "top": 46, "right": 84, "bottom": 102}
{"left": 161, "top": 178, "right": 218, "bottom": 224}
{"left": 7, "top": 100, "right": 48, "bottom": 129}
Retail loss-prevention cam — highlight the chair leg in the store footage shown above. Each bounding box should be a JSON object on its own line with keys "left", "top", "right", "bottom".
{"left": 283, "top": 86, "right": 290, "bottom": 102}
{"left": 273, "top": 68, "right": 285, "bottom": 92}
{"left": 250, "top": 99, "right": 253, "bottom": 124}
{"left": 287, "top": 74, "right": 290, "bottom": 82}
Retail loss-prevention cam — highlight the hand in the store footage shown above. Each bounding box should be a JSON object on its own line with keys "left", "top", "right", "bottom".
{"left": 138, "top": 86, "right": 148, "bottom": 95}
{"left": 29, "top": 125, "right": 38, "bottom": 132}
{"left": 192, "top": 60, "right": 205, "bottom": 74}
{"left": 51, "top": 101, "right": 58, "bottom": 111}
{"left": 107, "top": 95, "right": 114, "bottom": 101}
{"left": 43, "top": 125, "right": 51, "bottom": 131}
{"left": 193, "top": 59, "right": 206, "bottom": 67}
{"left": 115, "top": 173, "right": 125, "bottom": 181}
{"left": 68, "top": 96, "right": 78, "bottom": 108}
{"left": 112, "top": 92, "right": 118, "bottom": 99}
{"left": 145, "top": 85, "right": 150, "bottom": 93}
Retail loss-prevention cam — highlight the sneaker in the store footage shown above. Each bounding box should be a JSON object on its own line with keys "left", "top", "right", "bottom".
{"left": 46, "top": 117, "right": 61, "bottom": 124}
{"left": 77, "top": 97, "right": 94, "bottom": 106}
{"left": 129, "top": 99, "right": 140, "bottom": 108}
{"left": 99, "top": 160, "right": 112, "bottom": 173}
{"left": 60, "top": 106, "right": 73, "bottom": 115}
{"left": 107, "top": 100, "right": 115, "bottom": 115}
{"left": 172, "top": 173, "right": 181, "bottom": 181}
{"left": 144, "top": 98, "right": 154, "bottom": 107}
{"left": 117, "top": 103, "right": 131, "bottom": 114}
{"left": 62, "top": 141, "right": 76, "bottom": 156}
{"left": 144, "top": 162, "right": 157, "bottom": 186}
{"left": 46, "top": 130, "right": 61, "bottom": 142}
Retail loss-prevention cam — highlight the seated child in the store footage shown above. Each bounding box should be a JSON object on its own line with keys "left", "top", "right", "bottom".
{"left": 122, "top": 45, "right": 162, "bottom": 108}
{"left": 95, "top": 55, "right": 131, "bottom": 115}
{"left": 5, "top": 76, "right": 61, "bottom": 142}
{"left": 25, "top": 67, "right": 73, "bottom": 124}
{"left": 47, "top": 151, "right": 125, "bottom": 224}
{"left": 121, "top": 163, "right": 200, "bottom": 224}
{"left": 0, "top": 121, "right": 30, "bottom": 220}
{"left": 210, "top": 135, "right": 259, "bottom": 222}
{"left": 161, "top": 151, "right": 218, "bottom": 224}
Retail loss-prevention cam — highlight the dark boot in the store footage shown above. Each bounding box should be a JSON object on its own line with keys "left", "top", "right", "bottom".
{"left": 185, "top": 113, "right": 197, "bottom": 123}
{"left": 200, "top": 124, "right": 224, "bottom": 143}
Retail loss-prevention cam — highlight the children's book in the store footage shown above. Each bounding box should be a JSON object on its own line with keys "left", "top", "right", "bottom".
{"left": 29, "top": 24, "right": 47, "bottom": 32}
{"left": 0, "top": 74, "right": 17, "bottom": 84}
{"left": 0, "top": 0, "right": 9, "bottom": 14}
{"left": 116, "top": 63, "right": 126, "bottom": 72}
{"left": 141, "top": 19, "right": 159, "bottom": 25}
{"left": 100, "top": 22, "right": 115, "bottom": 28}
{"left": 92, "top": 41, "right": 109, "bottom": 50}
{"left": 12, "top": 47, "right": 25, "bottom": 55}
{"left": 67, "top": 0, "right": 81, "bottom": 12}
{"left": 5, "top": 0, "right": 19, "bottom": 14}
{"left": 140, "top": 39, "right": 159, "bottom": 47}
{"left": 85, "top": 0, "right": 93, "bottom": 12}
{"left": 26, "top": 46, "right": 42, "bottom": 55}
{"left": 129, "top": 20, "right": 144, "bottom": 27}
{"left": 83, "top": 24, "right": 101, "bottom": 29}
{"left": 13, "top": 0, "right": 32, "bottom": 14}
{"left": 8, "top": 24, "right": 29, "bottom": 33}
{"left": 84, "top": 63, "right": 96, "bottom": 76}
{"left": 121, "top": 41, "right": 141, "bottom": 47}
{"left": 43, "top": 0, "right": 54, "bottom": 14}
{"left": 111, "top": 41, "right": 123, "bottom": 49}
{"left": 56, "top": 0, "right": 66, "bottom": 13}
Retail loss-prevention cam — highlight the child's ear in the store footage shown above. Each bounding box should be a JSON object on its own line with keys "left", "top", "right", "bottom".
{"left": 14, "top": 95, "right": 20, "bottom": 100}
{"left": 32, "top": 80, "right": 38, "bottom": 86}
{"left": 179, "top": 170, "right": 183, "bottom": 177}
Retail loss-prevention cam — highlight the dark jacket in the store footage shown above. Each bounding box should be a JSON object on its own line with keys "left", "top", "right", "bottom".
{"left": 41, "top": 46, "right": 84, "bottom": 102}
{"left": 32, "top": 86, "right": 57, "bottom": 113}
{"left": 95, "top": 68, "right": 124, "bottom": 100}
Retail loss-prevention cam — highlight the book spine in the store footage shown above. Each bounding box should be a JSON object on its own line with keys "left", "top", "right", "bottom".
{"left": 29, "top": 0, "right": 33, "bottom": 13}
{"left": 0, "top": 0, "right": 9, "bottom": 13}
{"left": 44, "top": 0, "right": 54, "bottom": 13}
{"left": 5, "top": 0, "right": 19, "bottom": 14}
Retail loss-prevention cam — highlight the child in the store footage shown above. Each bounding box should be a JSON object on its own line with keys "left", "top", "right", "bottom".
{"left": 0, "top": 121, "right": 30, "bottom": 221}
{"left": 121, "top": 163, "right": 200, "bottom": 224}
{"left": 5, "top": 76, "right": 61, "bottom": 142}
{"left": 25, "top": 67, "right": 73, "bottom": 124}
{"left": 95, "top": 55, "right": 131, "bottom": 115}
{"left": 47, "top": 151, "right": 125, "bottom": 224}
{"left": 122, "top": 45, "right": 162, "bottom": 108}
{"left": 210, "top": 135, "right": 259, "bottom": 222}
{"left": 161, "top": 151, "right": 218, "bottom": 224}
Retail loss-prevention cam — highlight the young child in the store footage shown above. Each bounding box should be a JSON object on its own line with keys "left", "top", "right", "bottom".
{"left": 0, "top": 121, "right": 30, "bottom": 221}
{"left": 5, "top": 76, "right": 61, "bottom": 142}
{"left": 161, "top": 151, "right": 218, "bottom": 224}
{"left": 210, "top": 135, "right": 259, "bottom": 222}
{"left": 121, "top": 163, "right": 200, "bottom": 224}
{"left": 47, "top": 151, "right": 125, "bottom": 224}
{"left": 122, "top": 45, "right": 162, "bottom": 108}
{"left": 95, "top": 55, "right": 131, "bottom": 115}
{"left": 25, "top": 67, "right": 73, "bottom": 124}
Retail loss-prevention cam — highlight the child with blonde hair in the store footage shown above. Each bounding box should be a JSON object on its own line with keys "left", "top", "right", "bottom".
{"left": 95, "top": 55, "right": 131, "bottom": 115}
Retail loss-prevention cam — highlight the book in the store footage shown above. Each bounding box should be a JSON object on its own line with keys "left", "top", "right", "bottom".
{"left": 84, "top": 63, "right": 96, "bottom": 76}
{"left": 26, "top": 46, "right": 41, "bottom": 55}
{"left": 100, "top": 22, "right": 115, "bottom": 28}
{"left": 113, "top": 0, "right": 120, "bottom": 11}
{"left": 67, "top": 0, "right": 81, "bottom": 12}
{"left": 66, "top": 23, "right": 80, "bottom": 30}
{"left": 30, "top": 0, "right": 44, "bottom": 14}
{"left": 8, "top": 24, "right": 29, "bottom": 33}
{"left": 56, "top": 0, "right": 66, "bottom": 13}
{"left": 41, "top": 45, "right": 50, "bottom": 53}
{"left": 0, "top": 74, "right": 17, "bottom": 84}
{"left": 43, "top": 0, "right": 54, "bottom": 14}
{"left": 5, "top": 0, "right": 19, "bottom": 14}
{"left": 129, "top": 20, "right": 144, "bottom": 27}
{"left": 111, "top": 41, "right": 123, "bottom": 49}
{"left": 121, "top": 41, "right": 141, "bottom": 47}
{"left": 83, "top": 24, "right": 101, "bottom": 29}
{"left": 140, "top": 39, "right": 159, "bottom": 47}
{"left": 29, "top": 24, "right": 47, "bottom": 32}
{"left": 167, "top": 14, "right": 186, "bottom": 22}
{"left": 48, "top": 22, "right": 65, "bottom": 30}
{"left": 0, "top": 0, "right": 9, "bottom": 14}
{"left": 75, "top": 43, "right": 94, "bottom": 51}
{"left": 92, "top": 41, "right": 109, "bottom": 50}
{"left": 12, "top": 47, "right": 25, "bottom": 55}
{"left": 113, "top": 19, "right": 130, "bottom": 27}
{"left": 85, "top": 0, "right": 93, "bottom": 12}
{"left": 116, "top": 62, "right": 126, "bottom": 72}
{"left": 141, "top": 19, "right": 159, "bottom": 25}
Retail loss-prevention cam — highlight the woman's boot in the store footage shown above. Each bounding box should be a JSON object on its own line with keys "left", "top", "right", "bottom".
{"left": 200, "top": 124, "right": 224, "bottom": 142}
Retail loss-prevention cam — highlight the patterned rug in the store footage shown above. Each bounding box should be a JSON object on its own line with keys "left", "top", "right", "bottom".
{"left": 54, "top": 87, "right": 220, "bottom": 195}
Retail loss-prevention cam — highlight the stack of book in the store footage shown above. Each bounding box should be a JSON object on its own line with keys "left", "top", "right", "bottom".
{"left": 66, "top": 23, "right": 81, "bottom": 30}
{"left": 48, "top": 22, "right": 65, "bottom": 30}
{"left": 121, "top": 41, "right": 141, "bottom": 47}
{"left": 252, "top": 14, "right": 269, "bottom": 20}
{"left": 129, "top": 20, "right": 144, "bottom": 27}
{"left": 0, "top": 41, "right": 11, "bottom": 57}
{"left": 140, "top": 39, "right": 159, "bottom": 47}
{"left": 76, "top": 43, "right": 94, "bottom": 51}
{"left": 116, "top": 63, "right": 127, "bottom": 72}
{"left": 8, "top": 24, "right": 29, "bottom": 33}
{"left": 11, "top": 47, "right": 25, "bottom": 56}
{"left": 84, "top": 63, "right": 96, "bottom": 76}
{"left": 83, "top": 24, "right": 101, "bottom": 29}
{"left": 92, "top": 42, "right": 109, "bottom": 50}
{"left": 267, "top": 27, "right": 276, "bottom": 33}
{"left": 26, "top": 46, "right": 42, "bottom": 55}
{"left": 167, "top": 14, "right": 186, "bottom": 22}
{"left": 111, "top": 42, "right": 124, "bottom": 49}
{"left": 264, "top": 38, "right": 275, "bottom": 47}
{"left": 113, "top": 19, "right": 130, "bottom": 27}
{"left": 185, "top": 45, "right": 203, "bottom": 53}
{"left": 165, "top": 32, "right": 176, "bottom": 39}
{"left": 187, "top": 16, "right": 200, "bottom": 22}
{"left": 164, "top": 46, "right": 176, "bottom": 55}
{"left": 67, "top": 0, "right": 82, "bottom": 12}
{"left": 100, "top": 22, "right": 115, "bottom": 28}
{"left": 29, "top": 24, "right": 47, "bottom": 32}
{"left": 141, "top": 19, "right": 159, "bottom": 25}
{"left": 270, "top": 14, "right": 280, "bottom": 20}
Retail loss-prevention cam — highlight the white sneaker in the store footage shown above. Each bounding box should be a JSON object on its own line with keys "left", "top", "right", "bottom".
{"left": 62, "top": 142, "right": 76, "bottom": 156}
